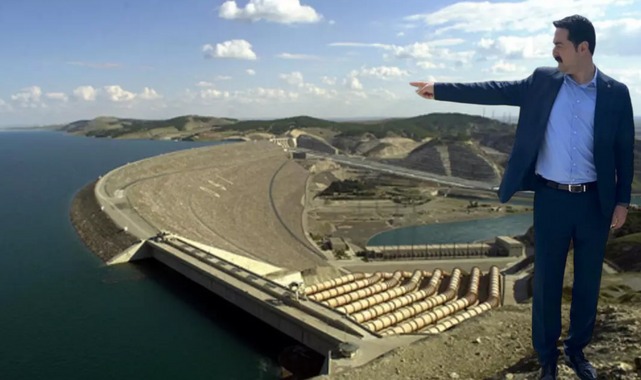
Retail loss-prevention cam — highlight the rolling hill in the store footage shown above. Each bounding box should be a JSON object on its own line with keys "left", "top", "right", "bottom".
{"left": 55, "top": 113, "right": 641, "bottom": 188}
{"left": 59, "top": 115, "right": 237, "bottom": 139}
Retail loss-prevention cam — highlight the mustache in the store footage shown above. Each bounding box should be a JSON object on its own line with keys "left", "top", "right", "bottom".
{"left": 554, "top": 56, "right": 563, "bottom": 63}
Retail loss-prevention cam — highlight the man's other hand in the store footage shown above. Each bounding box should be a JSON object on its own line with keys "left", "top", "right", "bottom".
{"left": 610, "top": 205, "right": 628, "bottom": 230}
{"left": 410, "top": 82, "right": 435, "bottom": 99}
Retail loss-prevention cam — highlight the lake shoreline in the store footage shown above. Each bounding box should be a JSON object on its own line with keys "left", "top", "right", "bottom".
{"left": 69, "top": 180, "right": 138, "bottom": 262}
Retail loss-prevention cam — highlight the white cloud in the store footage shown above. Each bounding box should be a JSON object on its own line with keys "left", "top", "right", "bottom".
{"left": 397, "top": 32, "right": 405, "bottom": 37}
{"left": 205, "top": 87, "right": 297, "bottom": 104}
{"left": 139, "top": 87, "right": 161, "bottom": 100}
{"left": 73, "top": 86, "right": 97, "bottom": 101}
{"left": 45, "top": 92, "right": 69, "bottom": 102}
{"left": 389, "top": 42, "right": 432, "bottom": 59}
{"left": 330, "top": 42, "right": 431, "bottom": 59}
{"left": 246, "top": 69, "right": 256, "bottom": 75}
{"left": 477, "top": 34, "right": 550, "bottom": 59}
{"left": 219, "top": 0, "right": 322, "bottom": 24}
{"left": 416, "top": 61, "right": 446, "bottom": 69}
{"left": 596, "top": 18, "right": 641, "bottom": 55}
{"left": 353, "top": 66, "right": 410, "bottom": 79}
{"left": 405, "top": 0, "right": 627, "bottom": 35}
{"left": 203, "top": 39, "right": 257, "bottom": 60}
{"left": 330, "top": 41, "right": 474, "bottom": 64}
{"left": 196, "top": 81, "right": 215, "bottom": 87}
{"left": 607, "top": 68, "right": 641, "bottom": 103}
{"left": 608, "top": 68, "right": 641, "bottom": 84}
{"left": 321, "top": 76, "right": 337, "bottom": 85}
{"left": 252, "top": 87, "right": 299, "bottom": 100}
{"left": 276, "top": 53, "right": 319, "bottom": 60}
{"left": 215, "top": 75, "right": 232, "bottom": 80}
{"left": 329, "top": 42, "right": 390, "bottom": 49}
{"left": 346, "top": 76, "right": 363, "bottom": 90}
{"left": 11, "top": 86, "right": 43, "bottom": 107}
{"left": 449, "top": 49, "right": 477, "bottom": 64}
{"left": 429, "top": 38, "right": 466, "bottom": 47}
{"left": 301, "top": 83, "right": 337, "bottom": 98}
{"left": 486, "top": 60, "right": 528, "bottom": 74}
{"left": 280, "top": 71, "right": 305, "bottom": 86}
{"left": 104, "top": 85, "right": 136, "bottom": 102}
{"left": 278, "top": 72, "right": 335, "bottom": 98}
{"left": 200, "top": 89, "right": 230, "bottom": 99}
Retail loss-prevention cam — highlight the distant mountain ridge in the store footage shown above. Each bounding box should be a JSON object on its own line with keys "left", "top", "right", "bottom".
{"left": 59, "top": 115, "right": 237, "bottom": 140}
{"left": 57, "top": 113, "right": 514, "bottom": 141}
{"left": 54, "top": 113, "right": 641, "bottom": 189}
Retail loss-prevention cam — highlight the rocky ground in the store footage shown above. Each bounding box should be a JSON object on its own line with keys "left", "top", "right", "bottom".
{"left": 303, "top": 161, "right": 531, "bottom": 250}
{"left": 321, "top": 301, "right": 641, "bottom": 380}
{"left": 70, "top": 181, "right": 138, "bottom": 261}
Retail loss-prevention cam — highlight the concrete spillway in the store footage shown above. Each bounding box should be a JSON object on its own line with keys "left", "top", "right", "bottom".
{"left": 111, "top": 233, "right": 503, "bottom": 376}
{"left": 116, "top": 234, "right": 434, "bottom": 375}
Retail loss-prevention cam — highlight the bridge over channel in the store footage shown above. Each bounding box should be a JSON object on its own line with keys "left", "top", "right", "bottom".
{"left": 111, "top": 234, "right": 427, "bottom": 375}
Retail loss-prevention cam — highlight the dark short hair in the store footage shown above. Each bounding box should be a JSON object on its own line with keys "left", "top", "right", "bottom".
{"left": 553, "top": 15, "right": 596, "bottom": 55}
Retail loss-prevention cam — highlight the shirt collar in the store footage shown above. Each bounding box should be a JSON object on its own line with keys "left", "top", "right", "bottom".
{"left": 564, "top": 67, "right": 598, "bottom": 88}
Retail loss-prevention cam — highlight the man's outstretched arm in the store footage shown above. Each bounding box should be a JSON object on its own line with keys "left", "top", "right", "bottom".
{"left": 410, "top": 74, "right": 534, "bottom": 107}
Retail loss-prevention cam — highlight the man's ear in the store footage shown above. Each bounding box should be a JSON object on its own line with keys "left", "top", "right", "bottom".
{"left": 580, "top": 41, "right": 590, "bottom": 54}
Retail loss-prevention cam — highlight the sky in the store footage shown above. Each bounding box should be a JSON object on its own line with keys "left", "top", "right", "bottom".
{"left": 1, "top": 0, "right": 640, "bottom": 126}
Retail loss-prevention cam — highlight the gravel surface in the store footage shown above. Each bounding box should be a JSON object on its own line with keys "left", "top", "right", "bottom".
{"left": 98, "top": 141, "right": 327, "bottom": 271}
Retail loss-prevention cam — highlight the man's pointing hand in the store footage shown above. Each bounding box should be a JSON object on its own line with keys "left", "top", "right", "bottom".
{"left": 410, "top": 82, "right": 435, "bottom": 99}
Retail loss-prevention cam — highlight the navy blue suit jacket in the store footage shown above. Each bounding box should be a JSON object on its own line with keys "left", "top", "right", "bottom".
{"left": 435, "top": 67, "right": 635, "bottom": 217}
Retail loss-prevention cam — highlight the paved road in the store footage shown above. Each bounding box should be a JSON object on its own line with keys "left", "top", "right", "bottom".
{"left": 338, "top": 256, "right": 520, "bottom": 274}
{"left": 303, "top": 150, "right": 499, "bottom": 191}
{"left": 94, "top": 169, "right": 159, "bottom": 241}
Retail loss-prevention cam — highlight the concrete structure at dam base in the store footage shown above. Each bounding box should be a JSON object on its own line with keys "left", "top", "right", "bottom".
{"left": 111, "top": 233, "right": 445, "bottom": 375}
{"left": 92, "top": 142, "right": 532, "bottom": 377}
{"left": 109, "top": 232, "right": 519, "bottom": 376}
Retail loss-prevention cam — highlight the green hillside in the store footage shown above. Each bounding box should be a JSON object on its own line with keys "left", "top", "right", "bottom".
{"left": 217, "top": 115, "right": 337, "bottom": 135}
{"left": 56, "top": 112, "right": 641, "bottom": 190}
{"left": 59, "top": 115, "right": 237, "bottom": 138}
{"left": 327, "top": 113, "right": 514, "bottom": 140}
{"left": 59, "top": 112, "right": 513, "bottom": 142}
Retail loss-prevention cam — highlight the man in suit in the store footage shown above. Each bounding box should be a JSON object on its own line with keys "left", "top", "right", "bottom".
{"left": 410, "top": 15, "right": 634, "bottom": 380}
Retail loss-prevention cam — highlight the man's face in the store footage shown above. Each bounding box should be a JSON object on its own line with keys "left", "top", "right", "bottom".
{"left": 552, "top": 28, "right": 579, "bottom": 73}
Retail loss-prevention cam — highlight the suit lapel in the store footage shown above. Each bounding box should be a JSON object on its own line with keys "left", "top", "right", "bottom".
{"left": 540, "top": 71, "right": 564, "bottom": 125}
{"left": 532, "top": 70, "right": 564, "bottom": 147}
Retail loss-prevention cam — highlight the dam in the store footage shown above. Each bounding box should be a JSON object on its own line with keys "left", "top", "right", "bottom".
{"left": 92, "top": 141, "right": 516, "bottom": 376}
{"left": 108, "top": 231, "right": 503, "bottom": 374}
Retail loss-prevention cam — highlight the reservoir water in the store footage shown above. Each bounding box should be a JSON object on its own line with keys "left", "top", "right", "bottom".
{"left": 369, "top": 197, "right": 641, "bottom": 247}
{"left": 368, "top": 213, "right": 534, "bottom": 246}
{"left": 0, "top": 131, "right": 293, "bottom": 380}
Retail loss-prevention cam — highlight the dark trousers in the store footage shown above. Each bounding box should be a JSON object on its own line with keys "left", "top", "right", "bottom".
{"left": 532, "top": 182, "right": 611, "bottom": 364}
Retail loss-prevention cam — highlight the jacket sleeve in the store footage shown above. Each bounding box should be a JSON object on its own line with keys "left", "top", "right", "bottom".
{"left": 434, "top": 74, "right": 534, "bottom": 107}
{"left": 615, "top": 85, "right": 635, "bottom": 205}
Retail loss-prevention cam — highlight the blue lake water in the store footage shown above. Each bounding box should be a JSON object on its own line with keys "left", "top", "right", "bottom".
{"left": 0, "top": 131, "right": 291, "bottom": 380}
{"left": 369, "top": 196, "right": 641, "bottom": 247}
{"left": 368, "top": 213, "right": 534, "bottom": 246}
